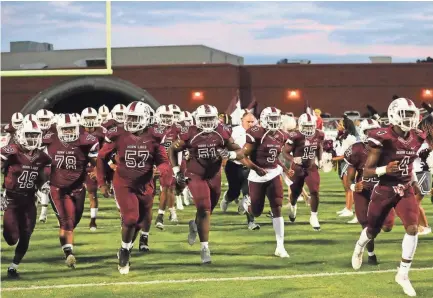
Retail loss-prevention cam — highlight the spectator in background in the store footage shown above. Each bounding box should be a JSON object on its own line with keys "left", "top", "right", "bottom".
{"left": 315, "top": 109, "right": 323, "bottom": 130}
{"left": 219, "top": 113, "right": 232, "bottom": 127}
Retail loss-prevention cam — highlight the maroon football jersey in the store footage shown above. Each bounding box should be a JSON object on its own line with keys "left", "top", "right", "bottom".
{"left": 3, "top": 123, "right": 16, "bottom": 135}
{"left": 151, "top": 124, "right": 179, "bottom": 153}
{"left": 79, "top": 126, "right": 106, "bottom": 147}
{"left": 368, "top": 126, "right": 425, "bottom": 186}
{"left": 97, "top": 126, "right": 169, "bottom": 186}
{"left": 43, "top": 131, "right": 99, "bottom": 188}
{"left": 286, "top": 130, "right": 324, "bottom": 169}
{"left": 344, "top": 142, "right": 379, "bottom": 189}
{"left": 245, "top": 126, "right": 287, "bottom": 169}
{"left": 1, "top": 144, "right": 52, "bottom": 197}
{"left": 179, "top": 124, "right": 231, "bottom": 178}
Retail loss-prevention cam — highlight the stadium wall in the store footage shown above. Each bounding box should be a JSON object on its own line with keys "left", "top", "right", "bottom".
{"left": 1, "top": 63, "right": 432, "bottom": 120}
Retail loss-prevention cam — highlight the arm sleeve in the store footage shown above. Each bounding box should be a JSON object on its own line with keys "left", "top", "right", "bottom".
{"left": 155, "top": 144, "right": 170, "bottom": 178}
{"left": 96, "top": 141, "right": 116, "bottom": 186}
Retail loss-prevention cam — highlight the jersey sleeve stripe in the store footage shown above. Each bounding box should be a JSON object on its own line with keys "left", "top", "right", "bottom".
{"left": 246, "top": 133, "right": 255, "bottom": 142}
{"left": 104, "top": 136, "right": 112, "bottom": 143}
{"left": 367, "top": 137, "right": 382, "bottom": 146}
{"left": 343, "top": 158, "right": 352, "bottom": 166}
{"left": 90, "top": 142, "right": 99, "bottom": 152}
{"left": 0, "top": 154, "right": 7, "bottom": 160}
{"left": 286, "top": 139, "right": 294, "bottom": 145}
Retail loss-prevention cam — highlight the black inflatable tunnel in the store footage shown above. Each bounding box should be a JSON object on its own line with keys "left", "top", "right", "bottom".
{"left": 21, "top": 76, "right": 160, "bottom": 115}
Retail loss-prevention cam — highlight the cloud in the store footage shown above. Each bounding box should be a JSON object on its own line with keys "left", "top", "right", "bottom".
{"left": 2, "top": 1, "right": 433, "bottom": 63}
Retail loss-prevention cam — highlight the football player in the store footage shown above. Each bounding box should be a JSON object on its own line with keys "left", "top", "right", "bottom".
{"left": 344, "top": 118, "right": 395, "bottom": 265}
{"left": 97, "top": 101, "right": 170, "bottom": 274}
{"left": 168, "top": 104, "right": 244, "bottom": 264}
{"left": 80, "top": 107, "right": 106, "bottom": 231}
{"left": 2, "top": 112, "right": 25, "bottom": 145}
{"left": 241, "top": 107, "right": 292, "bottom": 257}
{"left": 351, "top": 98, "right": 424, "bottom": 297}
{"left": 152, "top": 105, "right": 180, "bottom": 229}
{"left": 43, "top": 114, "right": 99, "bottom": 268}
{"left": 1, "top": 120, "right": 51, "bottom": 278}
{"left": 98, "top": 105, "right": 110, "bottom": 123}
{"left": 285, "top": 113, "right": 324, "bottom": 231}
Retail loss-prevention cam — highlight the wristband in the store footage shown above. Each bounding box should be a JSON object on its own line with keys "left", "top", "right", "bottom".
{"left": 350, "top": 184, "right": 356, "bottom": 192}
{"left": 228, "top": 151, "right": 237, "bottom": 160}
{"left": 375, "top": 166, "right": 387, "bottom": 177}
{"left": 172, "top": 166, "right": 180, "bottom": 175}
{"left": 108, "top": 160, "right": 113, "bottom": 166}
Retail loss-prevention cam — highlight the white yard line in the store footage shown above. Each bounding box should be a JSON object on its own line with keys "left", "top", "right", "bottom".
{"left": 2, "top": 267, "right": 433, "bottom": 292}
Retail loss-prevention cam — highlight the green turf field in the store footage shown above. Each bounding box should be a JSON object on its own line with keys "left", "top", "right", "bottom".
{"left": 1, "top": 172, "right": 433, "bottom": 297}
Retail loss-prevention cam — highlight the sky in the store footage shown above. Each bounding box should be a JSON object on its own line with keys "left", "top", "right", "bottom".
{"left": 1, "top": 1, "right": 433, "bottom": 64}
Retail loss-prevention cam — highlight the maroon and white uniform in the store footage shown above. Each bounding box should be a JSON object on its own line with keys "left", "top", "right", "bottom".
{"left": 366, "top": 126, "right": 425, "bottom": 235}
{"left": 80, "top": 126, "right": 106, "bottom": 195}
{"left": 245, "top": 126, "right": 286, "bottom": 216}
{"left": 43, "top": 131, "right": 99, "bottom": 231}
{"left": 97, "top": 126, "right": 169, "bottom": 228}
{"left": 150, "top": 124, "right": 180, "bottom": 188}
{"left": 1, "top": 144, "right": 51, "bottom": 246}
{"left": 286, "top": 129, "right": 324, "bottom": 199}
{"left": 344, "top": 142, "right": 395, "bottom": 229}
{"left": 2, "top": 123, "right": 18, "bottom": 146}
{"left": 179, "top": 124, "right": 231, "bottom": 211}
{"left": 101, "top": 119, "right": 122, "bottom": 131}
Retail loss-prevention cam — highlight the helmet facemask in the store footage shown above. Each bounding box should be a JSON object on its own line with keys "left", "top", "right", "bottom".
{"left": 197, "top": 116, "right": 218, "bottom": 132}
{"left": 264, "top": 115, "right": 282, "bottom": 131}
{"left": 81, "top": 116, "right": 97, "bottom": 128}
{"left": 124, "top": 113, "right": 148, "bottom": 132}
{"left": 58, "top": 125, "right": 79, "bottom": 142}
{"left": 393, "top": 109, "right": 419, "bottom": 132}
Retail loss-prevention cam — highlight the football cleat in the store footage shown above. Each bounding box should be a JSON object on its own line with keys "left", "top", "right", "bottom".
{"left": 309, "top": 214, "right": 321, "bottom": 231}
{"left": 339, "top": 208, "right": 354, "bottom": 217}
{"left": 289, "top": 204, "right": 297, "bottom": 223}
{"left": 7, "top": 267, "right": 19, "bottom": 279}
{"left": 118, "top": 248, "right": 130, "bottom": 275}
{"left": 176, "top": 195, "right": 184, "bottom": 210}
{"left": 139, "top": 235, "right": 150, "bottom": 252}
{"left": 188, "top": 220, "right": 198, "bottom": 245}
{"left": 169, "top": 211, "right": 179, "bottom": 224}
{"left": 39, "top": 214, "right": 47, "bottom": 223}
{"left": 65, "top": 254, "right": 76, "bottom": 269}
{"left": 248, "top": 221, "right": 260, "bottom": 231}
{"left": 395, "top": 272, "right": 417, "bottom": 297}
{"left": 367, "top": 254, "right": 379, "bottom": 265}
{"left": 200, "top": 247, "right": 212, "bottom": 264}
{"left": 220, "top": 191, "right": 229, "bottom": 213}
{"left": 155, "top": 214, "right": 164, "bottom": 230}
{"left": 418, "top": 226, "right": 431, "bottom": 236}
{"left": 351, "top": 242, "right": 365, "bottom": 270}
{"left": 274, "top": 247, "right": 290, "bottom": 258}
{"left": 347, "top": 216, "right": 359, "bottom": 224}
{"left": 336, "top": 208, "right": 347, "bottom": 214}
{"left": 89, "top": 219, "right": 97, "bottom": 231}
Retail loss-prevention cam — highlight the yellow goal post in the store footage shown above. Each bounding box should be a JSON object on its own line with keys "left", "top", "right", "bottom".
{"left": 1, "top": 1, "right": 113, "bottom": 77}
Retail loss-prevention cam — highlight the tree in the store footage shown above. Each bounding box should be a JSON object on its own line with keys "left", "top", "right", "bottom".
{"left": 416, "top": 56, "right": 433, "bottom": 63}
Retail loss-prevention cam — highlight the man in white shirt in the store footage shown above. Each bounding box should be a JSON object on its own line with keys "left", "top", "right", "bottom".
{"left": 220, "top": 112, "right": 256, "bottom": 215}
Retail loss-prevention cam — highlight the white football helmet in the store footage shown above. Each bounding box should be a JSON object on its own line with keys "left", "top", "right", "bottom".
{"left": 17, "top": 119, "right": 43, "bottom": 151}
{"left": 98, "top": 105, "right": 110, "bottom": 121}
{"left": 388, "top": 98, "right": 420, "bottom": 132}
{"left": 35, "top": 109, "right": 54, "bottom": 130}
{"left": 260, "top": 107, "right": 282, "bottom": 131}
{"left": 81, "top": 107, "right": 98, "bottom": 128}
{"left": 124, "top": 101, "right": 150, "bottom": 132}
{"left": 358, "top": 118, "right": 381, "bottom": 141}
{"left": 281, "top": 114, "right": 297, "bottom": 132}
{"left": 169, "top": 104, "right": 181, "bottom": 122}
{"left": 24, "top": 114, "right": 38, "bottom": 123}
{"left": 298, "top": 113, "right": 317, "bottom": 136}
{"left": 155, "top": 105, "right": 174, "bottom": 126}
{"left": 179, "top": 111, "right": 194, "bottom": 126}
{"left": 195, "top": 105, "right": 218, "bottom": 132}
{"left": 111, "top": 104, "right": 126, "bottom": 123}
{"left": 11, "top": 112, "right": 24, "bottom": 129}
{"left": 73, "top": 113, "right": 81, "bottom": 123}
{"left": 57, "top": 114, "right": 80, "bottom": 142}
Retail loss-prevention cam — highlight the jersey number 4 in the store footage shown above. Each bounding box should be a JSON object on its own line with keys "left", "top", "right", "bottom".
{"left": 18, "top": 170, "right": 38, "bottom": 189}
{"left": 399, "top": 156, "right": 410, "bottom": 176}
{"left": 125, "top": 150, "right": 149, "bottom": 168}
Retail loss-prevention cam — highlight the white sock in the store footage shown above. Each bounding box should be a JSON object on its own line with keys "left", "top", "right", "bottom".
{"left": 398, "top": 233, "right": 418, "bottom": 276}
{"left": 357, "top": 228, "right": 371, "bottom": 248}
{"left": 200, "top": 242, "right": 209, "bottom": 249}
{"left": 368, "top": 251, "right": 375, "bottom": 256}
{"left": 272, "top": 216, "right": 285, "bottom": 249}
{"left": 115, "top": 199, "right": 120, "bottom": 210}
{"left": 9, "top": 263, "right": 18, "bottom": 269}
{"left": 158, "top": 209, "right": 165, "bottom": 215}
{"left": 168, "top": 207, "right": 176, "bottom": 214}
{"left": 90, "top": 208, "right": 98, "bottom": 219}
{"left": 40, "top": 206, "right": 48, "bottom": 216}
{"left": 62, "top": 244, "right": 73, "bottom": 251}
{"left": 121, "top": 241, "right": 132, "bottom": 249}
{"left": 141, "top": 231, "right": 149, "bottom": 236}
{"left": 311, "top": 211, "right": 318, "bottom": 216}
